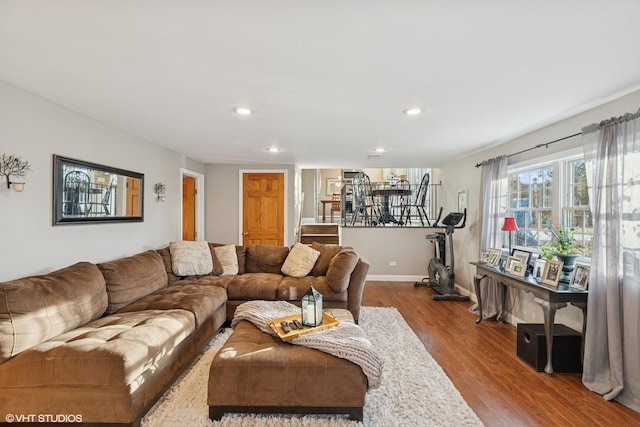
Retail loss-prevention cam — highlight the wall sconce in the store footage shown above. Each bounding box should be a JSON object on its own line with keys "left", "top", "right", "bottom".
{"left": 11, "top": 182, "right": 25, "bottom": 192}
{"left": 1, "top": 154, "right": 31, "bottom": 192}
{"left": 154, "top": 182, "right": 167, "bottom": 202}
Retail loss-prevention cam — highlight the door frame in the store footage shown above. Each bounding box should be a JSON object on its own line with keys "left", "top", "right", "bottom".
{"left": 180, "top": 168, "right": 205, "bottom": 241}
{"left": 239, "top": 169, "right": 289, "bottom": 245}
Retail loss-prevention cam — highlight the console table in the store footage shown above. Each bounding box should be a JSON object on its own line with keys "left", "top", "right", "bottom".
{"left": 471, "top": 262, "right": 588, "bottom": 375}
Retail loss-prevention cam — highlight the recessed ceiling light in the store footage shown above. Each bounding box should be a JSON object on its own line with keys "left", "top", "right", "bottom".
{"left": 234, "top": 107, "right": 253, "bottom": 115}
{"left": 375, "top": 148, "right": 385, "bottom": 153}
{"left": 267, "top": 147, "right": 280, "bottom": 153}
{"left": 403, "top": 107, "right": 422, "bottom": 116}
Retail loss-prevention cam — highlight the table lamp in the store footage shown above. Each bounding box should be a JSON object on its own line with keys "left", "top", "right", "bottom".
{"left": 502, "top": 217, "right": 519, "bottom": 254}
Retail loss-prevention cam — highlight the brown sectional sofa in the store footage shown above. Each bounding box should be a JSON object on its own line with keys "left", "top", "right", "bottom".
{"left": 0, "top": 242, "right": 369, "bottom": 426}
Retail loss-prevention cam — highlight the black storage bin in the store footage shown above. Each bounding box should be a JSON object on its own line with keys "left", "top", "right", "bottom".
{"left": 516, "top": 323, "right": 582, "bottom": 373}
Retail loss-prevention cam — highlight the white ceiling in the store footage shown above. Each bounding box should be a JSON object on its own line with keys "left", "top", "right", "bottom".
{"left": 2, "top": 1, "right": 640, "bottom": 168}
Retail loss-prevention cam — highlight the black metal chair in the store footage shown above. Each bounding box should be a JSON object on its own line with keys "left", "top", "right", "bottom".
{"left": 351, "top": 173, "right": 380, "bottom": 226}
{"left": 401, "top": 173, "right": 431, "bottom": 226}
{"left": 63, "top": 170, "right": 91, "bottom": 216}
{"left": 100, "top": 181, "right": 113, "bottom": 215}
{"left": 391, "top": 179, "right": 411, "bottom": 225}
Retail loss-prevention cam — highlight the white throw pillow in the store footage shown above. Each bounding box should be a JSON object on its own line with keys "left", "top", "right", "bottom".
{"left": 213, "top": 244, "right": 239, "bottom": 276}
{"left": 170, "top": 241, "right": 213, "bottom": 276}
{"left": 281, "top": 243, "right": 320, "bottom": 278}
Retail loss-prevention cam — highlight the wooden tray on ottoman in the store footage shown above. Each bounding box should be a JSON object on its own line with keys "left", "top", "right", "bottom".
{"left": 267, "top": 311, "right": 340, "bottom": 341}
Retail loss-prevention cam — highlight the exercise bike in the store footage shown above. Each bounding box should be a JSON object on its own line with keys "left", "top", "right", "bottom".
{"left": 415, "top": 207, "right": 470, "bottom": 301}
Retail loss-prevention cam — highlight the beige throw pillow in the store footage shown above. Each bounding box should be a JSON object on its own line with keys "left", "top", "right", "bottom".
{"left": 214, "top": 244, "right": 239, "bottom": 276}
{"left": 281, "top": 243, "right": 320, "bottom": 278}
{"left": 170, "top": 241, "right": 213, "bottom": 276}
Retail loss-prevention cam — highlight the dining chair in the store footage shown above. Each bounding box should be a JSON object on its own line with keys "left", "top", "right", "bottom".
{"left": 101, "top": 180, "right": 114, "bottom": 215}
{"left": 351, "top": 173, "right": 380, "bottom": 226}
{"left": 402, "top": 173, "right": 431, "bottom": 226}
{"left": 63, "top": 170, "right": 91, "bottom": 216}
{"left": 330, "top": 193, "right": 341, "bottom": 223}
{"left": 391, "top": 179, "right": 411, "bottom": 224}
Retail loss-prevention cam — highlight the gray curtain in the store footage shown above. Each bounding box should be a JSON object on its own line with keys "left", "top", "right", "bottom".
{"left": 581, "top": 109, "right": 640, "bottom": 412}
{"left": 470, "top": 155, "right": 508, "bottom": 319}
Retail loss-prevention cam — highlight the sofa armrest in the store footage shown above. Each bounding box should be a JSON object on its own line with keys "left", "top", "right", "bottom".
{"left": 346, "top": 256, "right": 369, "bottom": 324}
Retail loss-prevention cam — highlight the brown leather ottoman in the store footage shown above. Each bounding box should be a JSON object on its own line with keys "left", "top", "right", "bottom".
{"left": 208, "top": 309, "right": 367, "bottom": 421}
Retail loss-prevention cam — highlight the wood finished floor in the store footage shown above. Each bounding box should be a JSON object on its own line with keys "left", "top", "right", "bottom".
{"left": 361, "top": 281, "right": 640, "bottom": 427}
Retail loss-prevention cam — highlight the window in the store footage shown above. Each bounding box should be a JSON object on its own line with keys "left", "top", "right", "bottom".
{"left": 507, "top": 153, "right": 592, "bottom": 258}
{"left": 565, "top": 159, "right": 593, "bottom": 256}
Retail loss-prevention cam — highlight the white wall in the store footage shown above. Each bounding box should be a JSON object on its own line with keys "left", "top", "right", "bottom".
{"left": 440, "top": 88, "right": 640, "bottom": 330}
{"left": 0, "top": 80, "right": 199, "bottom": 281}
{"left": 300, "top": 169, "right": 316, "bottom": 220}
{"left": 342, "top": 227, "right": 434, "bottom": 280}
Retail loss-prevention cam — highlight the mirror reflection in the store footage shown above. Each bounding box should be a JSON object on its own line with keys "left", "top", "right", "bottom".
{"left": 53, "top": 155, "right": 144, "bottom": 225}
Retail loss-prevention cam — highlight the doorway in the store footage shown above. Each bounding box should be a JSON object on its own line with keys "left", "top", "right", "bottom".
{"left": 182, "top": 176, "right": 196, "bottom": 240}
{"left": 126, "top": 177, "right": 141, "bottom": 216}
{"left": 240, "top": 171, "right": 286, "bottom": 246}
{"left": 181, "top": 169, "right": 205, "bottom": 241}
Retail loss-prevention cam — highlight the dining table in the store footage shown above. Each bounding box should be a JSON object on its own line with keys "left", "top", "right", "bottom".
{"left": 370, "top": 188, "right": 412, "bottom": 225}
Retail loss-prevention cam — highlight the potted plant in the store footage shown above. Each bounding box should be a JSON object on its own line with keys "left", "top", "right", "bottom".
{"left": 540, "top": 221, "right": 583, "bottom": 283}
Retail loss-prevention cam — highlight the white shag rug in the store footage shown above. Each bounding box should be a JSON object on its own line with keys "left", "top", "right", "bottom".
{"left": 142, "top": 306, "right": 484, "bottom": 427}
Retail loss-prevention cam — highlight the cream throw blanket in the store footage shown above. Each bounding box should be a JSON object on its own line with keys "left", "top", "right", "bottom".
{"left": 231, "top": 300, "right": 384, "bottom": 388}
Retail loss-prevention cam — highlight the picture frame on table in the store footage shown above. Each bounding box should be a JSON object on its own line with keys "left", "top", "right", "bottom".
{"left": 479, "top": 251, "right": 490, "bottom": 263}
{"left": 541, "top": 259, "right": 564, "bottom": 287}
{"left": 532, "top": 258, "right": 547, "bottom": 279}
{"left": 505, "top": 256, "right": 527, "bottom": 277}
{"left": 511, "top": 249, "right": 532, "bottom": 271}
{"left": 485, "top": 248, "right": 502, "bottom": 266}
{"left": 569, "top": 262, "right": 590, "bottom": 291}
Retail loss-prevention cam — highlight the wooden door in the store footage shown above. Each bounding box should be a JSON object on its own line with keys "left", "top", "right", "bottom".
{"left": 126, "top": 177, "right": 140, "bottom": 216}
{"left": 242, "top": 172, "right": 284, "bottom": 246}
{"left": 182, "top": 176, "right": 196, "bottom": 241}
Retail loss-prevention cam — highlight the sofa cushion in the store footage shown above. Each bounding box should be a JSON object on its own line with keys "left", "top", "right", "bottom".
{"left": 185, "top": 274, "right": 236, "bottom": 290}
{"left": 170, "top": 241, "right": 213, "bottom": 276}
{"left": 281, "top": 243, "right": 320, "bottom": 278}
{"left": 117, "top": 282, "right": 227, "bottom": 327}
{"left": 326, "top": 249, "right": 360, "bottom": 293}
{"left": 0, "top": 262, "right": 108, "bottom": 363}
{"left": 0, "top": 309, "right": 195, "bottom": 387}
{"left": 245, "top": 244, "right": 289, "bottom": 274}
{"left": 278, "top": 276, "right": 348, "bottom": 302}
{"left": 156, "top": 246, "right": 181, "bottom": 284}
{"left": 206, "top": 243, "right": 225, "bottom": 276}
{"left": 225, "top": 273, "right": 282, "bottom": 300}
{"left": 98, "top": 250, "right": 168, "bottom": 315}
{"left": 211, "top": 243, "right": 247, "bottom": 274}
{"left": 310, "top": 242, "right": 344, "bottom": 276}
{"left": 213, "top": 245, "right": 239, "bottom": 276}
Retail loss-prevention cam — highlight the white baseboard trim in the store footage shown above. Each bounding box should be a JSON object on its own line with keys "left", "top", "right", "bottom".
{"left": 454, "top": 284, "right": 477, "bottom": 302}
{"left": 366, "top": 274, "right": 425, "bottom": 282}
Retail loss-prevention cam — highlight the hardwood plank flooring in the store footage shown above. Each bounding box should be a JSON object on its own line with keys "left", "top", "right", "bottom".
{"left": 361, "top": 281, "right": 640, "bottom": 427}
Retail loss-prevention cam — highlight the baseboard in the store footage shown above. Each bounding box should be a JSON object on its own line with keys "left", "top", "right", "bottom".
{"left": 366, "top": 274, "right": 425, "bottom": 282}
{"left": 454, "top": 284, "right": 477, "bottom": 302}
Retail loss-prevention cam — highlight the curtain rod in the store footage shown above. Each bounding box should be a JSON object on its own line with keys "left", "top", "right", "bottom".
{"left": 474, "top": 132, "right": 582, "bottom": 168}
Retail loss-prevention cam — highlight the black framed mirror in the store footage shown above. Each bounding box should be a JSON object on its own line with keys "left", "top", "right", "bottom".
{"left": 53, "top": 155, "right": 144, "bottom": 225}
